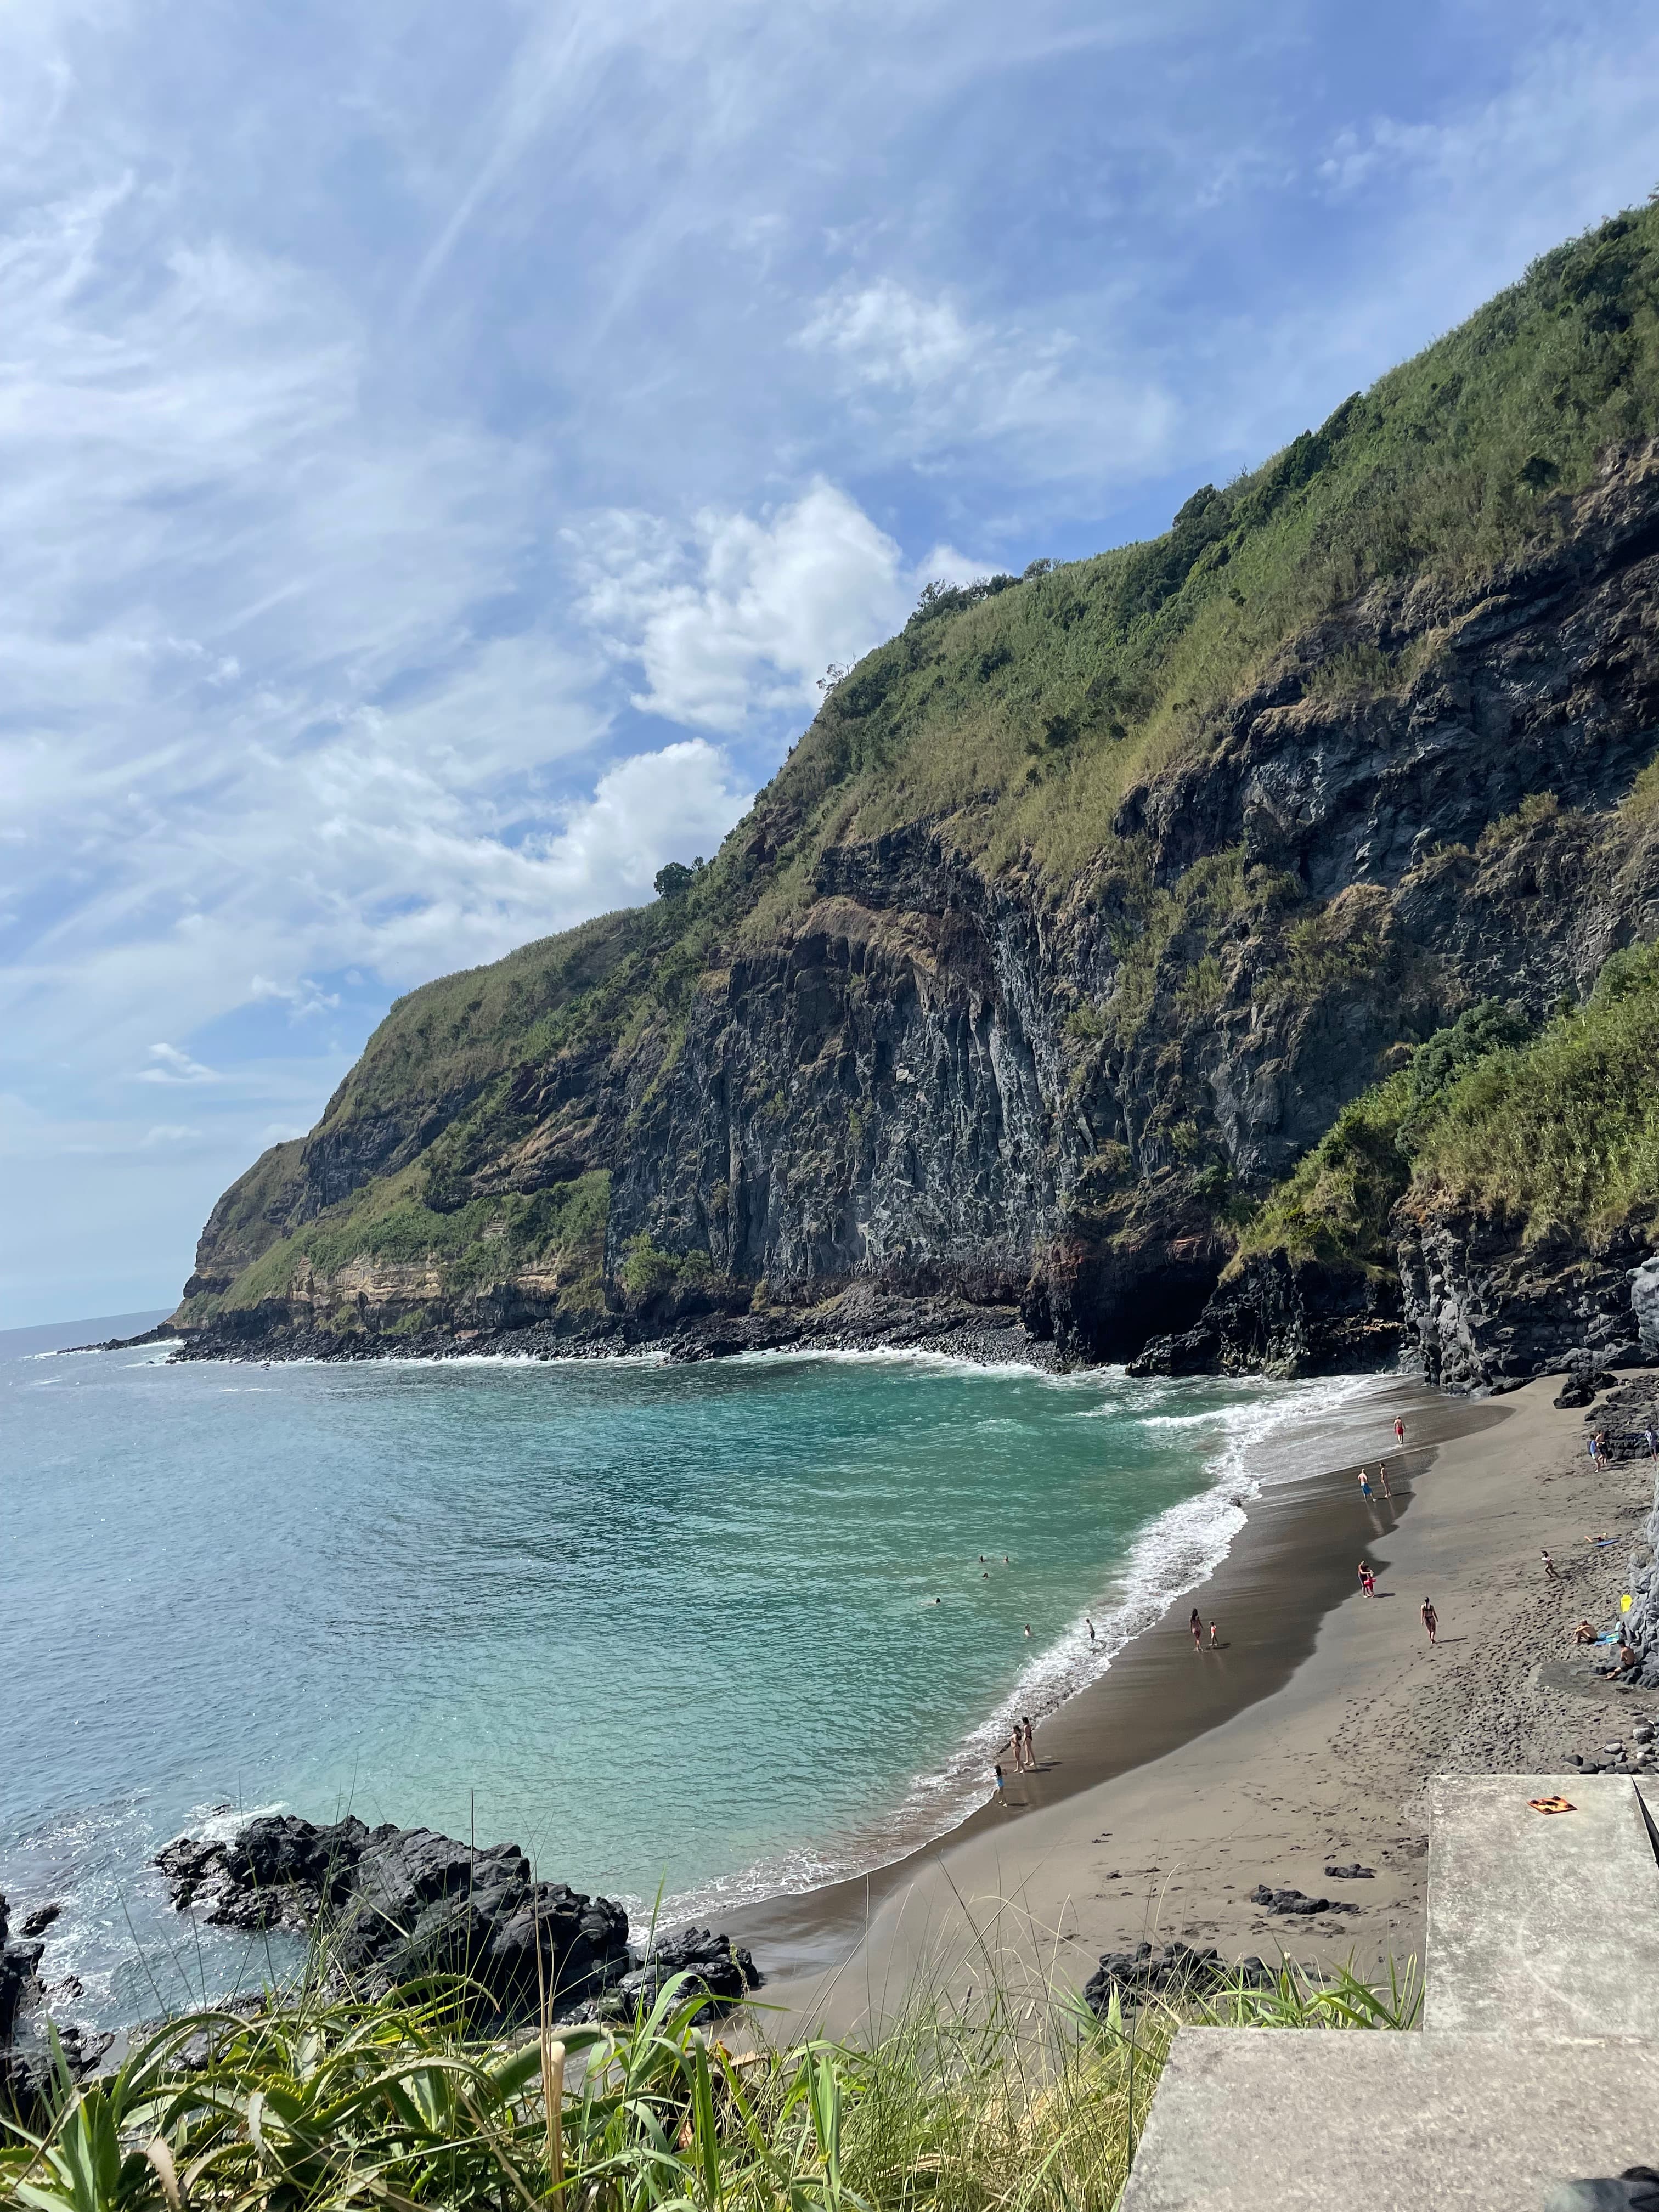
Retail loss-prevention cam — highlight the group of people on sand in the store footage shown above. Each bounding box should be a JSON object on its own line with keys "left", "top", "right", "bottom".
{"left": 1356, "top": 1460, "right": 1393, "bottom": 1504}
{"left": 992, "top": 1713, "right": 1038, "bottom": 1799}
{"left": 1188, "top": 1607, "right": 1220, "bottom": 1650}
{"left": 1356, "top": 1419, "right": 1440, "bottom": 1642}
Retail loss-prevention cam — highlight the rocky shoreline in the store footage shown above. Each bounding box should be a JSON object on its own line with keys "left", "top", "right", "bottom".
{"left": 154, "top": 1812, "right": 761, "bottom": 2027}
{"left": 129, "top": 1283, "right": 1065, "bottom": 1373}
{"left": 1, "top": 1894, "right": 111, "bottom": 2109}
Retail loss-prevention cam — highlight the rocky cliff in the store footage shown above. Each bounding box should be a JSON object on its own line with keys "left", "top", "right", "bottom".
{"left": 171, "top": 210, "right": 1659, "bottom": 1386}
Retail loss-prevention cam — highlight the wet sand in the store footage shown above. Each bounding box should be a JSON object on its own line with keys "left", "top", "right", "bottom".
{"left": 727, "top": 1372, "right": 1659, "bottom": 2037}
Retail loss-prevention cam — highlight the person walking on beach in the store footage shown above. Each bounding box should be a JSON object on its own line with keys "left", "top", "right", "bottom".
{"left": 1377, "top": 1462, "right": 1392, "bottom": 1500}
{"left": 1394, "top": 1416, "right": 1406, "bottom": 1449}
{"left": 1421, "top": 1597, "right": 1438, "bottom": 1645}
{"left": 1542, "top": 1549, "right": 1559, "bottom": 1580}
{"left": 1357, "top": 1466, "right": 1374, "bottom": 1504}
{"left": 1190, "top": 1607, "right": 1204, "bottom": 1650}
{"left": 1359, "top": 1561, "right": 1376, "bottom": 1597}
{"left": 1208, "top": 1619, "right": 1219, "bottom": 1648}
{"left": 994, "top": 1763, "right": 1007, "bottom": 1802}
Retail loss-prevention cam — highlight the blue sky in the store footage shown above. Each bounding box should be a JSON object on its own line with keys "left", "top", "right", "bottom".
{"left": 5, "top": 0, "right": 1659, "bottom": 1327}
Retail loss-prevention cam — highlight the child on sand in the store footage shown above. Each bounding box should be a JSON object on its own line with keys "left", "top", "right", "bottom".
{"left": 1209, "top": 1619, "right": 1219, "bottom": 1647}
{"left": 1421, "top": 1598, "right": 1438, "bottom": 1645}
{"left": 1358, "top": 1561, "right": 1376, "bottom": 1596}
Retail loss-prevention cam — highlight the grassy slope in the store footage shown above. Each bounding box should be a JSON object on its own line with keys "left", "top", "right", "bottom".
{"left": 0, "top": 1965, "right": 1419, "bottom": 2212}
{"left": 1235, "top": 936, "right": 1659, "bottom": 1272}
{"left": 185, "top": 205, "right": 1659, "bottom": 1320}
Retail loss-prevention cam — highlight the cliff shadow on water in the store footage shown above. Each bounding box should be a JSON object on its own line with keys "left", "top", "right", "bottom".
{"left": 167, "top": 203, "right": 1659, "bottom": 1394}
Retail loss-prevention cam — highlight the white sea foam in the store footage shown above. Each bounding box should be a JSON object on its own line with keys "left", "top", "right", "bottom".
{"left": 661, "top": 1366, "right": 1392, "bottom": 1922}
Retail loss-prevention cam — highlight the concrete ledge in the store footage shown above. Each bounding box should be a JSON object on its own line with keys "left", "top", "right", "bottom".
{"left": 1425, "top": 1775, "right": 1659, "bottom": 2040}
{"left": 1119, "top": 2029, "right": 1659, "bottom": 2211}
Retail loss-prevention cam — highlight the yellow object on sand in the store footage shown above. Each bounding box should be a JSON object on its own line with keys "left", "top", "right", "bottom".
{"left": 1622, "top": 1593, "right": 1633, "bottom": 1612}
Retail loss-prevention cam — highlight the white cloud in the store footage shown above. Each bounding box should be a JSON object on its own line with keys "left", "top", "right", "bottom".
{"left": 140, "top": 1122, "right": 202, "bottom": 1145}
{"left": 794, "top": 278, "right": 1177, "bottom": 482}
{"left": 250, "top": 975, "right": 342, "bottom": 1019}
{"left": 798, "top": 279, "right": 980, "bottom": 390}
{"left": 134, "top": 1043, "right": 219, "bottom": 1085}
{"left": 576, "top": 482, "right": 915, "bottom": 732}
{"left": 534, "top": 739, "right": 753, "bottom": 899}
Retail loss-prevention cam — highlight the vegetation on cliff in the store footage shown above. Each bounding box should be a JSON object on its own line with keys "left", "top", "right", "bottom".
{"left": 1236, "top": 936, "right": 1659, "bottom": 1283}
{"left": 173, "top": 201, "right": 1659, "bottom": 1354}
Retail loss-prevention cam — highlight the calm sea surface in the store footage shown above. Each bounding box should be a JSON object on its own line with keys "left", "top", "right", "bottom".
{"left": 1, "top": 1314, "right": 1398, "bottom": 2026}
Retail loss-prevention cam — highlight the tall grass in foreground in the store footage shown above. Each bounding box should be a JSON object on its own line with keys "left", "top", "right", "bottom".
{"left": 1, "top": 1957, "right": 1419, "bottom": 2212}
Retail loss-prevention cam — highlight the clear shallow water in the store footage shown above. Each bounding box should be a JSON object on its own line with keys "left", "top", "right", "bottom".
{"left": 0, "top": 1317, "right": 1397, "bottom": 2027}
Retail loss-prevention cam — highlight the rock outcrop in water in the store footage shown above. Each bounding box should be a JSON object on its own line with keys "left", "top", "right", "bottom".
{"left": 162, "top": 212, "right": 1659, "bottom": 1391}
{"left": 1, "top": 1893, "right": 110, "bottom": 2111}
{"left": 156, "top": 1814, "right": 760, "bottom": 2023}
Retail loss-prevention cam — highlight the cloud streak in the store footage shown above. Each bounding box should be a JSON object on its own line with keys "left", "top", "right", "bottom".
{"left": 5, "top": 0, "right": 1659, "bottom": 1317}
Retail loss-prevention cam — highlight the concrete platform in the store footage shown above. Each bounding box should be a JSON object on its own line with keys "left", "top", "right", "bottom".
{"left": 1425, "top": 1775, "right": 1659, "bottom": 2041}
{"left": 1119, "top": 2029, "right": 1659, "bottom": 2211}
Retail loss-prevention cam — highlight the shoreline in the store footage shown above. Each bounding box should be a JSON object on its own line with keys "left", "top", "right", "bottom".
{"left": 727, "top": 1370, "right": 1659, "bottom": 2039}
{"left": 718, "top": 1378, "right": 1503, "bottom": 1995}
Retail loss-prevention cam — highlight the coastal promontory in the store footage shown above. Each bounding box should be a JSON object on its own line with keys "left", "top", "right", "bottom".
{"left": 170, "top": 206, "right": 1659, "bottom": 1393}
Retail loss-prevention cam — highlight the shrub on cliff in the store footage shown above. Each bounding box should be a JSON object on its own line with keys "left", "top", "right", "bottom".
{"left": 1409, "top": 941, "right": 1659, "bottom": 1238}
{"left": 1234, "top": 998, "right": 1533, "bottom": 1272}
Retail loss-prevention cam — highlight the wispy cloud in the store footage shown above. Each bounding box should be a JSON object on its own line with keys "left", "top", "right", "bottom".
{"left": 6, "top": 0, "right": 1659, "bottom": 1317}
{"left": 134, "top": 1043, "right": 219, "bottom": 1086}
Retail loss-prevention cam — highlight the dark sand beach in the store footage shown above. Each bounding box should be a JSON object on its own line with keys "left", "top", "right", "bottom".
{"left": 728, "top": 1372, "right": 1659, "bottom": 2036}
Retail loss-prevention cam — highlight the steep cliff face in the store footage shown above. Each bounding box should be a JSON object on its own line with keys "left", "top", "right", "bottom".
{"left": 170, "top": 211, "right": 1659, "bottom": 1372}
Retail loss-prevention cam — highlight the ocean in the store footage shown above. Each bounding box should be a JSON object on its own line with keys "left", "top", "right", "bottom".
{"left": 1, "top": 1312, "right": 1401, "bottom": 2028}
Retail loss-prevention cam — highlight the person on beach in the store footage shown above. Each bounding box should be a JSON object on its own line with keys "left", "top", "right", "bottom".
{"left": 1006, "top": 1726, "right": 1025, "bottom": 1773}
{"left": 1359, "top": 1561, "right": 1376, "bottom": 1597}
{"left": 1023, "top": 1716, "right": 1035, "bottom": 1768}
{"left": 1542, "top": 1549, "right": 1559, "bottom": 1579}
{"left": 1394, "top": 1416, "right": 1406, "bottom": 1449}
{"left": 1358, "top": 1467, "right": 1374, "bottom": 1503}
{"left": 1208, "top": 1619, "right": 1219, "bottom": 1647}
{"left": 1646, "top": 1424, "right": 1658, "bottom": 1460}
{"left": 994, "top": 1763, "right": 1007, "bottom": 1801}
{"left": 1377, "top": 1462, "right": 1392, "bottom": 1500}
{"left": 1421, "top": 1597, "right": 1438, "bottom": 1645}
{"left": 1087, "top": 1618, "right": 1096, "bottom": 1643}
{"left": 1190, "top": 1607, "right": 1204, "bottom": 1650}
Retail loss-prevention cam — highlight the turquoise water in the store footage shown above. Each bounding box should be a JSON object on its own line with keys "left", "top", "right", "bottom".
{"left": 1, "top": 1320, "right": 1386, "bottom": 2025}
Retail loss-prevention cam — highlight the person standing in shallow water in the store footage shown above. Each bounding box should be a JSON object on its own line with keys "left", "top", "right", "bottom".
{"left": 1395, "top": 1416, "right": 1406, "bottom": 1449}
{"left": 1357, "top": 1466, "right": 1374, "bottom": 1504}
{"left": 1421, "top": 1597, "right": 1438, "bottom": 1645}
